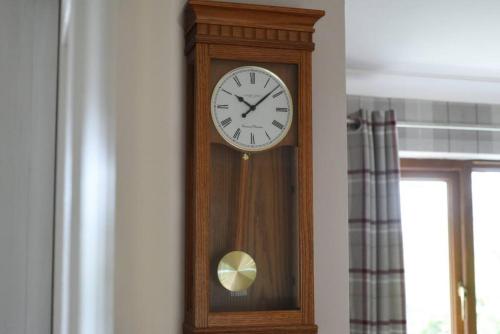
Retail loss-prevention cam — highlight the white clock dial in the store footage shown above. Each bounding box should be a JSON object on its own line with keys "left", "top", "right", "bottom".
{"left": 211, "top": 66, "right": 293, "bottom": 152}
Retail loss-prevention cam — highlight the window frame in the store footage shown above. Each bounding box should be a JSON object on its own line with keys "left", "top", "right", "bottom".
{"left": 399, "top": 159, "right": 500, "bottom": 334}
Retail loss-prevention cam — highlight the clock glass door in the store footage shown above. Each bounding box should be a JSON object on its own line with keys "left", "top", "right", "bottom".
{"left": 209, "top": 60, "right": 300, "bottom": 312}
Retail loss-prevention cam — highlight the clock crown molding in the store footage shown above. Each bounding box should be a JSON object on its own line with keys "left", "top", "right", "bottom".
{"left": 184, "top": 0, "right": 325, "bottom": 53}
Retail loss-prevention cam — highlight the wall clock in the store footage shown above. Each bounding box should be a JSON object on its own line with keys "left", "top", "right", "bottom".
{"left": 184, "top": 1, "right": 324, "bottom": 334}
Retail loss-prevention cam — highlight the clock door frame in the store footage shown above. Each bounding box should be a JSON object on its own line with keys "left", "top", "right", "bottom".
{"left": 184, "top": 2, "right": 323, "bottom": 333}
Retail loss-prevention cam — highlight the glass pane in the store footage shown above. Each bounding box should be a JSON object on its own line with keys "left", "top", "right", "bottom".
{"left": 400, "top": 180, "right": 452, "bottom": 334}
{"left": 208, "top": 60, "right": 300, "bottom": 313}
{"left": 209, "top": 144, "right": 299, "bottom": 312}
{"left": 472, "top": 172, "right": 500, "bottom": 334}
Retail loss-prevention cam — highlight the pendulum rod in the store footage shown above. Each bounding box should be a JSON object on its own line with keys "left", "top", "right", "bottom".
{"left": 234, "top": 153, "right": 250, "bottom": 250}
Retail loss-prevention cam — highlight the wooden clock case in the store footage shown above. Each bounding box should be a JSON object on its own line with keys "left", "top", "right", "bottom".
{"left": 183, "top": 1, "right": 324, "bottom": 333}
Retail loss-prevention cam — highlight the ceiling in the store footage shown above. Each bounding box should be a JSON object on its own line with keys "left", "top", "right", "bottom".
{"left": 345, "top": 0, "right": 500, "bottom": 104}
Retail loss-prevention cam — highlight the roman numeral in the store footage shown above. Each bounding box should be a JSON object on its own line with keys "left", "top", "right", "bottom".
{"left": 220, "top": 117, "right": 232, "bottom": 128}
{"left": 276, "top": 107, "right": 288, "bottom": 112}
{"left": 265, "top": 131, "right": 271, "bottom": 140}
{"left": 217, "top": 104, "right": 229, "bottom": 109}
{"left": 233, "top": 75, "right": 242, "bottom": 87}
{"left": 272, "top": 120, "right": 284, "bottom": 130}
{"left": 250, "top": 132, "right": 255, "bottom": 145}
{"left": 272, "top": 91, "right": 284, "bottom": 99}
{"left": 233, "top": 128, "right": 241, "bottom": 140}
{"left": 250, "top": 72, "right": 255, "bottom": 84}
{"left": 222, "top": 89, "right": 232, "bottom": 95}
{"left": 264, "top": 77, "right": 270, "bottom": 88}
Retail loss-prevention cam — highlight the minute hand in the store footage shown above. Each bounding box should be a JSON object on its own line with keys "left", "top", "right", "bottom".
{"left": 242, "top": 85, "right": 280, "bottom": 118}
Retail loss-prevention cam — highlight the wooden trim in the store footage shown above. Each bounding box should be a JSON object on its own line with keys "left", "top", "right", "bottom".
{"left": 461, "top": 164, "right": 476, "bottom": 334}
{"left": 203, "top": 43, "right": 314, "bottom": 330}
{"left": 188, "top": 29, "right": 315, "bottom": 53}
{"left": 185, "top": 50, "right": 196, "bottom": 325}
{"left": 208, "top": 311, "right": 302, "bottom": 327}
{"left": 470, "top": 160, "right": 500, "bottom": 171}
{"left": 401, "top": 158, "right": 486, "bottom": 334}
{"left": 298, "top": 50, "right": 315, "bottom": 323}
{"left": 209, "top": 44, "right": 302, "bottom": 64}
{"left": 463, "top": 162, "right": 500, "bottom": 334}
{"left": 184, "top": 323, "right": 317, "bottom": 334}
{"left": 400, "top": 158, "right": 466, "bottom": 172}
{"left": 401, "top": 166, "right": 464, "bottom": 334}
{"left": 185, "top": 0, "right": 324, "bottom": 32}
{"left": 185, "top": 0, "right": 324, "bottom": 53}
{"left": 448, "top": 171, "right": 464, "bottom": 334}
{"left": 187, "top": 0, "right": 324, "bottom": 18}
{"left": 193, "top": 43, "right": 211, "bottom": 327}
{"left": 184, "top": 2, "right": 322, "bottom": 332}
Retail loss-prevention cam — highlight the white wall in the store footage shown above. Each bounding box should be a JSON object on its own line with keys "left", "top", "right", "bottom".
{"left": 311, "top": 1, "right": 349, "bottom": 332}
{"left": 0, "top": 0, "right": 59, "bottom": 333}
{"left": 112, "top": 1, "right": 185, "bottom": 333}
{"left": 55, "top": 1, "right": 348, "bottom": 333}
{"left": 346, "top": 0, "right": 500, "bottom": 105}
{"left": 347, "top": 69, "right": 500, "bottom": 105}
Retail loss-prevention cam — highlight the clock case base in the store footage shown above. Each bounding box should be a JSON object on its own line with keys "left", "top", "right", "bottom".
{"left": 184, "top": 324, "right": 318, "bottom": 334}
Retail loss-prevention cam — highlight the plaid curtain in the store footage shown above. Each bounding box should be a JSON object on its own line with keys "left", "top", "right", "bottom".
{"left": 347, "top": 110, "right": 406, "bottom": 334}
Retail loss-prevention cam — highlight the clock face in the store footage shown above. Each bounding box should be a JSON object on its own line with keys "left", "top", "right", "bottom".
{"left": 211, "top": 66, "right": 293, "bottom": 152}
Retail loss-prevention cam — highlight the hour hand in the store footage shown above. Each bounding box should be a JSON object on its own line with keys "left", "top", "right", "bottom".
{"left": 235, "top": 95, "right": 253, "bottom": 108}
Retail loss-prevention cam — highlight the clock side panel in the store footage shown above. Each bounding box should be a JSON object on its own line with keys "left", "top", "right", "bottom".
{"left": 185, "top": 43, "right": 212, "bottom": 328}
{"left": 185, "top": 55, "right": 195, "bottom": 322}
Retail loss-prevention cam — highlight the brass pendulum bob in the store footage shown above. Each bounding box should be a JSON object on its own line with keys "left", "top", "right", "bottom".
{"left": 217, "top": 250, "right": 257, "bottom": 292}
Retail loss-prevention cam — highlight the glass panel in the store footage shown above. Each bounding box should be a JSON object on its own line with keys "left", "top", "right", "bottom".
{"left": 400, "top": 180, "right": 452, "bottom": 334}
{"left": 472, "top": 172, "right": 500, "bottom": 334}
{"left": 209, "top": 144, "right": 299, "bottom": 312}
{"left": 208, "top": 59, "right": 300, "bottom": 312}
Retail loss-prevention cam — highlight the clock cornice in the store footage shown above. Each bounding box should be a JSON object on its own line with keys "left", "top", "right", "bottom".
{"left": 184, "top": 0, "right": 325, "bottom": 54}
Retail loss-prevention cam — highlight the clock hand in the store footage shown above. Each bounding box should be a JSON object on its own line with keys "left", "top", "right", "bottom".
{"left": 241, "top": 85, "right": 280, "bottom": 118}
{"left": 254, "top": 85, "right": 280, "bottom": 109}
{"left": 235, "top": 95, "right": 253, "bottom": 109}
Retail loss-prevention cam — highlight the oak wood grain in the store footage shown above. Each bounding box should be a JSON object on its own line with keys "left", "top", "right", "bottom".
{"left": 185, "top": 323, "right": 317, "bottom": 334}
{"left": 185, "top": 0, "right": 324, "bottom": 53}
{"left": 184, "top": 1, "right": 322, "bottom": 333}
{"left": 297, "top": 51, "right": 315, "bottom": 324}
{"left": 400, "top": 159, "right": 477, "bottom": 334}
{"left": 185, "top": 56, "right": 195, "bottom": 324}
{"left": 192, "top": 43, "right": 211, "bottom": 327}
{"left": 208, "top": 310, "right": 302, "bottom": 327}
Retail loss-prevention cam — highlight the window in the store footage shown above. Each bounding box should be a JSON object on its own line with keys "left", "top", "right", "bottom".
{"left": 400, "top": 160, "right": 500, "bottom": 334}
{"left": 471, "top": 172, "right": 500, "bottom": 334}
{"left": 401, "top": 180, "right": 453, "bottom": 334}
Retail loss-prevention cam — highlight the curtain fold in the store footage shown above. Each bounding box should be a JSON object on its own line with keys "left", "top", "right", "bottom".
{"left": 348, "top": 110, "right": 406, "bottom": 334}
